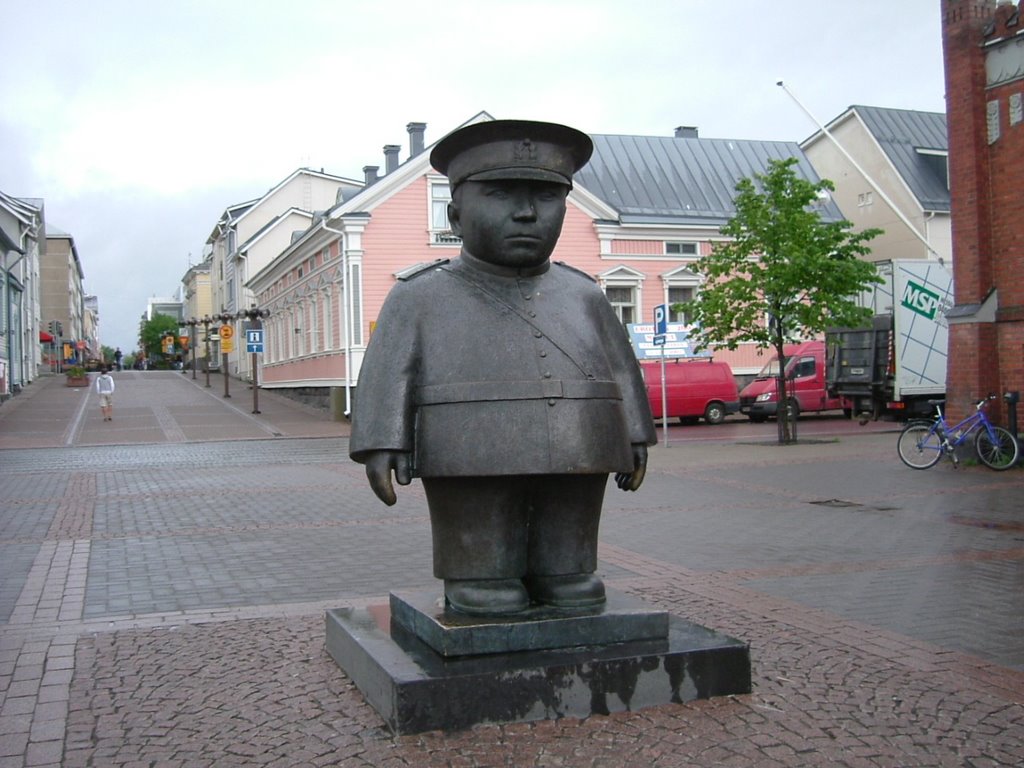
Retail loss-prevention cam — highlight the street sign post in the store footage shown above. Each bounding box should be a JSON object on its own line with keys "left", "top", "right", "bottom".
{"left": 654, "top": 306, "right": 669, "bottom": 447}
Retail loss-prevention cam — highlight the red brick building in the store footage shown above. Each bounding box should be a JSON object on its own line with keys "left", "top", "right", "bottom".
{"left": 942, "top": 0, "right": 1024, "bottom": 422}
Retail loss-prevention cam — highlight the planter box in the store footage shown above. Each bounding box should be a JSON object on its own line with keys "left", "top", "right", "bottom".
{"left": 65, "top": 376, "right": 90, "bottom": 387}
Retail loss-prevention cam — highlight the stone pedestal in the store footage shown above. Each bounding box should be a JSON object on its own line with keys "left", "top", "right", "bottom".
{"left": 325, "top": 589, "right": 750, "bottom": 735}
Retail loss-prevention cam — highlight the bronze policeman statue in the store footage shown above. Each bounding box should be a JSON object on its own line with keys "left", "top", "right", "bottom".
{"left": 349, "top": 119, "right": 657, "bottom": 616}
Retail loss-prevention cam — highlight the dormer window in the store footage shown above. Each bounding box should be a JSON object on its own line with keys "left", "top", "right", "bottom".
{"left": 915, "top": 148, "right": 949, "bottom": 190}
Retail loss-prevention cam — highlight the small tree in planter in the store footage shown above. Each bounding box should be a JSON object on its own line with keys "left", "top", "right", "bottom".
{"left": 65, "top": 366, "right": 90, "bottom": 387}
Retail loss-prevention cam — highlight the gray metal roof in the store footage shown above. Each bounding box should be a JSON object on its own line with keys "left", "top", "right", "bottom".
{"left": 848, "top": 106, "right": 949, "bottom": 213}
{"left": 575, "top": 133, "right": 844, "bottom": 225}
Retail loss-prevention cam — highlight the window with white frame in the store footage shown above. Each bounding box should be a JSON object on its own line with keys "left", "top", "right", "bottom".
{"left": 430, "top": 180, "right": 461, "bottom": 245}
{"left": 350, "top": 263, "right": 363, "bottom": 346}
{"left": 310, "top": 294, "right": 320, "bottom": 353}
{"left": 665, "top": 241, "right": 698, "bottom": 257}
{"left": 604, "top": 284, "right": 638, "bottom": 326}
{"left": 322, "top": 289, "right": 333, "bottom": 351}
{"left": 668, "top": 285, "right": 696, "bottom": 324}
{"left": 662, "top": 266, "right": 702, "bottom": 325}
{"left": 294, "top": 307, "right": 305, "bottom": 358}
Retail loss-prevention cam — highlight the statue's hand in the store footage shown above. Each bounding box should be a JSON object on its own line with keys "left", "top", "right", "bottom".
{"left": 615, "top": 443, "right": 648, "bottom": 492}
{"left": 364, "top": 450, "right": 413, "bottom": 506}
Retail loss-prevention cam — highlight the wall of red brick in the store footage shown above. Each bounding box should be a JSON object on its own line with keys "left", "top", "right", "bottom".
{"left": 942, "top": 0, "right": 1024, "bottom": 424}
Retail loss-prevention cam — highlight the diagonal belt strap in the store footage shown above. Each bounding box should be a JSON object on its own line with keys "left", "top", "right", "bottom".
{"left": 415, "top": 380, "right": 622, "bottom": 405}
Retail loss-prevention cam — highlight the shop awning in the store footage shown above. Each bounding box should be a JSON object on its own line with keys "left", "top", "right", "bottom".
{"left": 39, "top": 330, "right": 54, "bottom": 343}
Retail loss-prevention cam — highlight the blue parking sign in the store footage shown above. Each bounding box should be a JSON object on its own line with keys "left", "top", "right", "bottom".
{"left": 654, "top": 304, "right": 668, "bottom": 335}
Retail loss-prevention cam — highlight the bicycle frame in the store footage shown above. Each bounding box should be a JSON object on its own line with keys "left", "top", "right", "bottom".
{"left": 934, "top": 407, "right": 990, "bottom": 449}
{"left": 898, "top": 396, "right": 1020, "bottom": 470}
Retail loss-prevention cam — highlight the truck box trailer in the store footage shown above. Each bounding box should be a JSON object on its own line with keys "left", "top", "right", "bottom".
{"left": 826, "top": 259, "right": 953, "bottom": 420}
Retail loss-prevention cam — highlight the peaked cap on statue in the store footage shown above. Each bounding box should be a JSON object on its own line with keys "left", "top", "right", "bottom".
{"left": 430, "top": 119, "right": 594, "bottom": 191}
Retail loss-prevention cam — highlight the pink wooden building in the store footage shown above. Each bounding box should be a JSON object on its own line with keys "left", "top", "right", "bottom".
{"left": 247, "top": 113, "right": 840, "bottom": 418}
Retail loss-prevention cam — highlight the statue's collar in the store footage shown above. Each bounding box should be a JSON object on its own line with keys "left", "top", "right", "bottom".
{"left": 458, "top": 250, "right": 550, "bottom": 278}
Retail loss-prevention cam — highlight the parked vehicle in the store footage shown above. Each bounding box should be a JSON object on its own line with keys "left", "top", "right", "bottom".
{"left": 739, "top": 341, "right": 847, "bottom": 422}
{"left": 826, "top": 260, "right": 953, "bottom": 420}
{"left": 640, "top": 358, "right": 740, "bottom": 425}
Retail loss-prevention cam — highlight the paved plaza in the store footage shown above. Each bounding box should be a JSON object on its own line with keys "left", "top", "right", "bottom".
{"left": 1, "top": 372, "right": 1022, "bottom": 766}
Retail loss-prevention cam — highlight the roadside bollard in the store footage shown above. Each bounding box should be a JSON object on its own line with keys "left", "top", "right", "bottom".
{"left": 1004, "top": 391, "right": 1020, "bottom": 463}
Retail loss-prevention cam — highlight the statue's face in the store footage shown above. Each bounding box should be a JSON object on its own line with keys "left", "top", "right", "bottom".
{"left": 449, "top": 180, "right": 568, "bottom": 269}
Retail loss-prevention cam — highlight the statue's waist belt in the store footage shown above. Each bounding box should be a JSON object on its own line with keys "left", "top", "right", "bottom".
{"left": 415, "top": 380, "right": 622, "bottom": 405}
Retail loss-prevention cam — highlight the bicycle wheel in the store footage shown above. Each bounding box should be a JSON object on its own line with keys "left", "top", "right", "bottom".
{"left": 897, "top": 424, "right": 943, "bottom": 469}
{"left": 974, "top": 426, "right": 1020, "bottom": 470}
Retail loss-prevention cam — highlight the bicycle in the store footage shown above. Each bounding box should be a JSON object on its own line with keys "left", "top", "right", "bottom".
{"left": 897, "top": 395, "right": 1020, "bottom": 470}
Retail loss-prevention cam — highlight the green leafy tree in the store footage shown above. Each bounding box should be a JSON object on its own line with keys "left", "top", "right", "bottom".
{"left": 677, "top": 158, "right": 882, "bottom": 444}
{"left": 100, "top": 345, "right": 115, "bottom": 364}
{"left": 140, "top": 314, "right": 181, "bottom": 361}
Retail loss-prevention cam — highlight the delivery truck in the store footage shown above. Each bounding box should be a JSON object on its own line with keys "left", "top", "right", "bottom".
{"left": 738, "top": 341, "right": 847, "bottom": 421}
{"left": 825, "top": 259, "right": 953, "bottom": 420}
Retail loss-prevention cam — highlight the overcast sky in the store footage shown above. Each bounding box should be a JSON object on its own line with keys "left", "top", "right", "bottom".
{"left": 1, "top": 0, "right": 947, "bottom": 353}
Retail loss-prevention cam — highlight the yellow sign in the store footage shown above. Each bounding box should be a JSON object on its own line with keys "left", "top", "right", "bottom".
{"left": 220, "top": 324, "right": 235, "bottom": 340}
{"left": 221, "top": 337, "right": 234, "bottom": 353}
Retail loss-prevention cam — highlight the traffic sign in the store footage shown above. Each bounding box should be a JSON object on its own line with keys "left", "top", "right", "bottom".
{"left": 653, "top": 334, "right": 666, "bottom": 346}
{"left": 246, "top": 329, "right": 263, "bottom": 345}
{"left": 247, "top": 343, "right": 264, "bottom": 354}
{"left": 220, "top": 324, "right": 234, "bottom": 340}
{"left": 654, "top": 304, "right": 668, "bottom": 335}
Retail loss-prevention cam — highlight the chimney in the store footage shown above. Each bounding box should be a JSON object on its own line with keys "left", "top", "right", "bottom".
{"left": 363, "top": 165, "right": 379, "bottom": 186}
{"left": 407, "top": 122, "right": 427, "bottom": 156}
{"left": 383, "top": 144, "right": 401, "bottom": 174}
{"left": 674, "top": 126, "right": 699, "bottom": 139}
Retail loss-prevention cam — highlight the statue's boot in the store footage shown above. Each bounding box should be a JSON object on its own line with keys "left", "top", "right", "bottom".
{"left": 444, "top": 578, "right": 529, "bottom": 616}
{"left": 525, "top": 573, "right": 606, "bottom": 608}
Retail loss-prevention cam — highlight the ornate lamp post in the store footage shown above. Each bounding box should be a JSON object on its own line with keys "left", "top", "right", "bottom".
{"left": 238, "top": 306, "right": 271, "bottom": 414}
{"left": 184, "top": 318, "right": 199, "bottom": 379}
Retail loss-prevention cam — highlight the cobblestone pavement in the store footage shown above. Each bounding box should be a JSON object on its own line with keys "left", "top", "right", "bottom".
{"left": 0, "top": 374, "right": 1022, "bottom": 766}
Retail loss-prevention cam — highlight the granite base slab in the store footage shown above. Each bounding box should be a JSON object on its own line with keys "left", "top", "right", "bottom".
{"left": 325, "top": 598, "right": 751, "bottom": 735}
{"left": 390, "top": 588, "right": 670, "bottom": 657}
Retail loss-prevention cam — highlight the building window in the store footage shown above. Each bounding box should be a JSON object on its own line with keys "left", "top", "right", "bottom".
{"left": 310, "top": 294, "right": 320, "bottom": 352}
{"left": 604, "top": 285, "right": 638, "bottom": 325}
{"left": 857, "top": 191, "right": 874, "bottom": 207}
{"left": 350, "top": 263, "right": 363, "bottom": 346}
{"left": 322, "top": 289, "right": 333, "bottom": 350}
{"left": 665, "top": 241, "right": 698, "bottom": 257}
{"left": 430, "top": 180, "right": 461, "bottom": 245}
{"left": 668, "top": 285, "right": 695, "bottom": 324}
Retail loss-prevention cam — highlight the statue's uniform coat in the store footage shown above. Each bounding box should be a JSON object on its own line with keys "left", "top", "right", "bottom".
{"left": 350, "top": 253, "right": 656, "bottom": 477}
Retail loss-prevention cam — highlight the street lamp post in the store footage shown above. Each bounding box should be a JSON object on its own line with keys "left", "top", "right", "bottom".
{"left": 185, "top": 318, "right": 199, "bottom": 380}
{"left": 216, "top": 311, "right": 235, "bottom": 398}
{"left": 238, "top": 306, "right": 271, "bottom": 415}
{"left": 200, "top": 315, "right": 213, "bottom": 388}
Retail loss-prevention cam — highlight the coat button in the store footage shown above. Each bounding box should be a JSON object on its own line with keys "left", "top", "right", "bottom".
{"left": 533, "top": 330, "right": 542, "bottom": 338}
{"left": 539, "top": 350, "right": 547, "bottom": 357}
{"left": 548, "top": 398, "right": 556, "bottom": 406}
